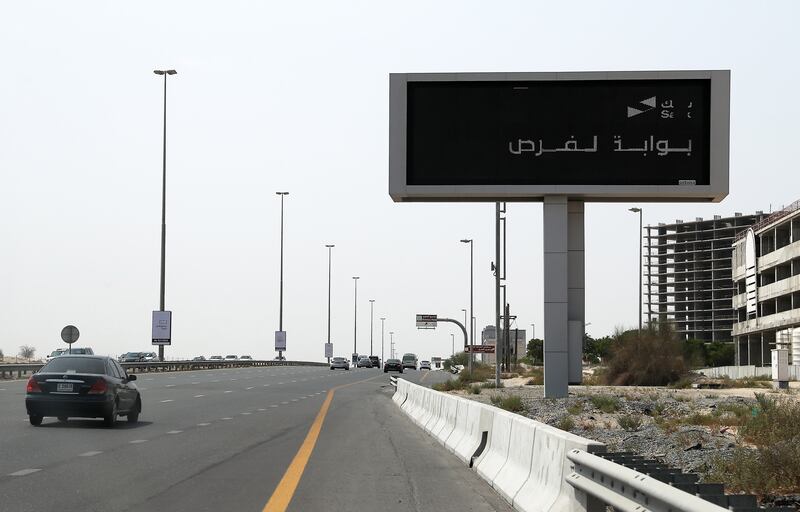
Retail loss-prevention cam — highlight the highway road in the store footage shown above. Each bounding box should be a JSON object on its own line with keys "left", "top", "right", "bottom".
{"left": 0, "top": 366, "right": 514, "bottom": 512}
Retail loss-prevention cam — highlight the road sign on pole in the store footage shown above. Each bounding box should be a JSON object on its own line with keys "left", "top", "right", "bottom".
{"left": 324, "top": 343, "right": 333, "bottom": 359}
{"left": 416, "top": 314, "right": 437, "bottom": 329}
{"left": 275, "top": 331, "right": 287, "bottom": 351}
{"left": 152, "top": 311, "right": 172, "bottom": 345}
{"left": 61, "top": 325, "right": 79, "bottom": 354}
{"left": 465, "top": 344, "right": 495, "bottom": 353}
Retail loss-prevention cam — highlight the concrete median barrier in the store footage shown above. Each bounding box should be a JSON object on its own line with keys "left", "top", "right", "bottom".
{"left": 432, "top": 395, "right": 459, "bottom": 445}
{"left": 443, "top": 398, "right": 470, "bottom": 452}
{"left": 475, "top": 409, "right": 515, "bottom": 484}
{"left": 492, "top": 416, "right": 537, "bottom": 504}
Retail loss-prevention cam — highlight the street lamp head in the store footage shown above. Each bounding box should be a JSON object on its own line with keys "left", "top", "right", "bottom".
{"left": 276, "top": 191, "right": 289, "bottom": 196}
{"left": 352, "top": 276, "right": 359, "bottom": 280}
{"left": 325, "top": 244, "right": 335, "bottom": 248}
{"left": 166, "top": 70, "right": 177, "bottom": 75}
{"left": 629, "top": 207, "right": 642, "bottom": 213}
{"left": 153, "top": 70, "right": 165, "bottom": 75}
{"left": 380, "top": 317, "right": 386, "bottom": 321}
{"left": 154, "top": 69, "right": 177, "bottom": 75}
{"left": 369, "top": 299, "right": 375, "bottom": 303}
{"left": 460, "top": 239, "right": 472, "bottom": 243}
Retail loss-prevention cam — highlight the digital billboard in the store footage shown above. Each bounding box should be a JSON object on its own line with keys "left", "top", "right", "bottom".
{"left": 389, "top": 71, "right": 729, "bottom": 202}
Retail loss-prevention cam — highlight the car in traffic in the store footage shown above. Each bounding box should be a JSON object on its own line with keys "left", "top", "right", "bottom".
{"left": 121, "top": 352, "right": 144, "bottom": 363}
{"left": 224, "top": 355, "right": 238, "bottom": 361}
{"left": 209, "top": 355, "right": 224, "bottom": 362}
{"left": 329, "top": 357, "right": 350, "bottom": 370}
{"left": 356, "top": 356, "right": 372, "bottom": 368}
{"left": 240, "top": 355, "right": 252, "bottom": 360}
{"left": 192, "top": 356, "right": 206, "bottom": 361}
{"left": 45, "top": 349, "right": 66, "bottom": 362}
{"left": 402, "top": 353, "right": 418, "bottom": 370}
{"left": 383, "top": 358, "right": 403, "bottom": 373}
{"left": 141, "top": 352, "right": 157, "bottom": 362}
{"left": 368, "top": 356, "right": 380, "bottom": 368}
{"left": 420, "top": 360, "right": 431, "bottom": 370}
{"left": 63, "top": 347, "right": 94, "bottom": 356}
{"left": 25, "top": 355, "right": 141, "bottom": 427}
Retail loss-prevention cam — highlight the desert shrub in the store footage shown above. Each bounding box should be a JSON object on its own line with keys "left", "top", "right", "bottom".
{"left": 617, "top": 414, "right": 643, "bottom": 432}
{"left": 481, "top": 381, "right": 504, "bottom": 389}
{"left": 706, "top": 341, "right": 735, "bottom": 367}
{"left": 489, "top": 394, "right": 524, "bottom": 413}
{"left": 457, "top": 365, "right": 494, "bottom": 385}
{"left": 556, "top": 416, "right": 575, "bottom": 431}
{"left": 567, "top": 401, "right": 584, "bottom": 415}
{"left": 589, "top": 394, "right": 619, "bottom": 413}
{"left": 526, "top": 338, "right": 543, "bottom": 363}
{"left": 469, "top": 384, "right": 481, "bottom": 394}
{"left": 719, "top": 376, "right": 771, "bottom": 389}
{"left": 602, "top": 324, "right": 687, "bottom": 386}
{"left": 524, "top": 367, "right": 543, "bottom": 385}
{"left": 432, "top": 379, "right": 463, "bottom": 392}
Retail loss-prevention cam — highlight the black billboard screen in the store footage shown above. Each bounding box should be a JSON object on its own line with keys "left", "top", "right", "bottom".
{"left": 406, "top": 80, "right": 710, "bottom": 186}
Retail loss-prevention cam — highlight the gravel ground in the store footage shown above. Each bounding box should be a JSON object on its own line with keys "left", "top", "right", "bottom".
{"left": 453, "top": 382, "right": 798, "bottom": 480}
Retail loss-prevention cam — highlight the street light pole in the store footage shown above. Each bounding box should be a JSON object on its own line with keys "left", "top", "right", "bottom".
{"left": 369, "top": 299, "right": 375, "bottom": 357}
{"left": 153, "top": 68, "right": 176, "bottom": 362}
{"left": 451, "top": 333, "right": 455, "bottom": 356}
{"left": 325, "top": 244, "right": 334, "bottom": 363}
{"left": 352, "top": 277, "right": 359, "bottom": 363}
{"left": 276, "top": 191, "right": 289, "bottom": 359}
{"left": 460, "top": 239, "right": 474, "bottom": 373}
{"left": 389, "top": 331, "right": 395, "bottom": 359}
{"left": 380, "top": 317, "right": 386, "bottom": 365}
{"left": 629, "top": 207, "right": 643, "bottom": 332}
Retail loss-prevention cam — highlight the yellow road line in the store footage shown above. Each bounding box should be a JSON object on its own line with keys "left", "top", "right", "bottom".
{"left": 262, "top": 376, "right": 377, "bottom": 512}
{"left": 421, "top": 370, "right": 431, "bottom": 382}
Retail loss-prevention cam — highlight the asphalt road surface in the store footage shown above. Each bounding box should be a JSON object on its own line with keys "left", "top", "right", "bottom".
{"left": 0, "top": 365, "right": 513, "bottom": 512}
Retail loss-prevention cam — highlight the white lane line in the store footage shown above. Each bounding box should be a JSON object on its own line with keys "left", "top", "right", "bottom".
{"left": 9, "top": 468, "right": 41, "bottom": 477}
{"left": 241, "top": 412, "right": 251, "bottom": 415}
{"left": 145, "top": 378, "right": 154, "bottom": 381}
{"left": 79, "top": 451, "right": 102, "bottom": 457}
{"left": 230, "top": 379, "right": 238, "bottom": 381}
{"left": 192, "top": 382, "right": 200, "bottom": 385}
{"left": 221, "top": 417, "right": 233, "bottom": 420}
{"left": 246, "top": 387, "right": 254, "bottom": 390}
{"left": 291, "top": 399, "right": 299, "bottom": 402}
{"left": 160, "top": 399, "right": 174, "bottom": 403}
{"left": 257, "top": 408, "right": 266, "bottom": 411}
{"left": 167, "top": 430, "right": 183, "bottom": 434}
{"left": 278, "top": 382, "right": 284, "bottom": 385}
{"left": 194, "top": 394, "right": 205, "bottom": 398}
{"left": 224, "top": 390, "right": 233, "bottom": 394}
{"left": 165, "top": 385, "right": 175, "bottom": 388}
{"left": 212, "top": 380, "right": 220, "bottom": 383}
{"left": 0, "top": 388, "right": 6, "bottom": 391}
{"left": 262, "top": 384, "right": 270, "bottom": 387}
{"left": 197, "top": 423, "right": 211, "bottom": 427}
{"left": 270, "top": 405, "right": 278, "bottom": 408}
{"left": 130, "top": 440, "right": 148, "bottom": 444}
{"left": 280, "top": 401, "right": 289, "bottom": 405}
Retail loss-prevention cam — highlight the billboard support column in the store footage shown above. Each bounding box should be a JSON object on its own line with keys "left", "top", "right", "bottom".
{"left": 568, "top": 200, "right": 585, "bottom": 385}
{"left": 544, "top": 196, "right": 569, "bottom": 398}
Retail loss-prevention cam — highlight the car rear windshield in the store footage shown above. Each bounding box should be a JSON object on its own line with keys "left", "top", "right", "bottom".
{"left": 387, "top": 359, "right": 400, "bottom": 363}
{"left": 332, "top": 358, "right": 346, "bottom": 362}
{"left": 42, "top": 357, "right": 106, "bottom": 375}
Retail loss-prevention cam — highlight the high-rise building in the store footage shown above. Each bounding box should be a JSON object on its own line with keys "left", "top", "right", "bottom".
{"left": 644, "top": 212, "right": 766, "bottom": 342}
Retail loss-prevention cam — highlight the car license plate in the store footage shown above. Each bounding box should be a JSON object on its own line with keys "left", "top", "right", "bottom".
{"left": 57, "top": 383, "right": 73, "bottom": 392}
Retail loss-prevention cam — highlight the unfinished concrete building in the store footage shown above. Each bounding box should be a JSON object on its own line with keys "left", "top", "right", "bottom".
{"left": 644, "top": 212, "right": 766, "bottom": 342}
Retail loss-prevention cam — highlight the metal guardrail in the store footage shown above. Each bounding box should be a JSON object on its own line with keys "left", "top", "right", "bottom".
{"left": 568, "top": 449, "right": 793, "bottom": 512}
{"left": 0, "top": 360, "right": 327, "bottom": 380}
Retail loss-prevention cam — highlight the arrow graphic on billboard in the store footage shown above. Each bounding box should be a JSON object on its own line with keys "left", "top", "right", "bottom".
{"left": 627, "top": 96, "right": 656, "bottom": 118}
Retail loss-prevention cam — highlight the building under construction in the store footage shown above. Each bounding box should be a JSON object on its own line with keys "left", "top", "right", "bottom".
{"left": 644, "top": 212, "right": 766, "bottom": 342}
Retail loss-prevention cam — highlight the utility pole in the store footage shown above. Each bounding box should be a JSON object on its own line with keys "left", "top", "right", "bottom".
{"left": 352, "top": 277, "right": 359, "bottom": 363}
{"left": 325, "top": 244, "right": 334, "bottom": 363}
{"left": 380, "top": 317, "right": 386, "bottom": 366}
{"left": 369, "top": 299, "right": 375, "bottom": 358}
{"left": 629, "top": 207, "right": 643, "bottom": 332}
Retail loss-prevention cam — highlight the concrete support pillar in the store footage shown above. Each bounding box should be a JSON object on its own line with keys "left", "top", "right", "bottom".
{"left": 568, "top": 201, "right": 585, "bottom": 384}
{"left": 544, "top": 196, "right": 568, "bottom": 398}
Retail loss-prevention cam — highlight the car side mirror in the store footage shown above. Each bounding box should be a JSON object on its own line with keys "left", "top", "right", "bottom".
{"left": 127, "top": 374, "right": 137, "bottom": 381}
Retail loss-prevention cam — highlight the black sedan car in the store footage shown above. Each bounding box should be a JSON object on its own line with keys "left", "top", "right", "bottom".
{"left": 383, "top": 358, "right": 403, "bottom": 373}
{"left": 25, "top": 355, "right": 141, "bottom": 427}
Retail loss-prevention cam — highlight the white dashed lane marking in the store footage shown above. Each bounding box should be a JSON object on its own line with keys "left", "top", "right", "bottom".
{"left": 224, "top": 391, "right": 233, "bottom": 394}
{"left": 194, "top": 395, "right": 205, "bottom": 398}
{"left": 9, "top": 469, "right": 41, "bottom": 477}
{"left": 241, "top": 412, "right": 251, "bottom": 415}
{"left": 197, "top": 423, "right": 211, "bottom": 427}
{"left": 257, "top": 408, "right": 266, "bottom": 411}
{"left": 246, "top": 387, "right": 254, "bottom": 390}
{"left": 130, "top": 440, "right": 148, "bottom": 444}
{"left": 270, "top": 405, "right": 278, "bottom": 408}
{"left": 167, "top": 430, "right": 182, "bottom": 435}
{"left": 79, "top": 451, "right": 102, "bottom": 457}
{"left": 165, "top": 385, "right": 175, "bottom": 388}
{"left": 221, "top": 417, "right": 233, "bottom": 421}
{"left": 160, "top": 399, "right": 174, "bottom": 403}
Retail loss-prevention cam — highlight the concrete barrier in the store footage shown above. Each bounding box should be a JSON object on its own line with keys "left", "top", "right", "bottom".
{"left": 444, "top": 398, "right": 470, "bottom": 452}
{"left": 432, "top": 395, "right": 459, "bottom": 445}
{"left": 392, "top": 378, "right": 409, "bottom": 406}
{"left": 393, "top": 379, "right": 606, "bottom": 512}
{"left": 492, "top": 416, "right": 537, "bottom": 504}
{"left": 475, "top": 409, "right": 515, "bottom": 483}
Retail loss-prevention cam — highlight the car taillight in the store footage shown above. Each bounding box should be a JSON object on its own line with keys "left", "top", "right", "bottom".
{"left": 88, "top": 379, "right": 108, "bottom": 394}
{"left": 26, "top": 377, "right": 42, "bottom": 393}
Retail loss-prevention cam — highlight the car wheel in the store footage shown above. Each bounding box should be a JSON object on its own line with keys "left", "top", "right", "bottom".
{"left": 29, "top": 415, "right": 43, "bottom": 426}
{"left": 104, "top": 400, "right": 118, "bottom": 428}
{"left": 346, "top": 368, "right": 350, "bottom": 371}
{"left": 57, "top": 416, "right": 68, "bottom": 423}
{"left": 127, "top": 398, "right": 140, "bottom": 424}
{"left": 384, "top": 369, "right": 388, "bottom": 373}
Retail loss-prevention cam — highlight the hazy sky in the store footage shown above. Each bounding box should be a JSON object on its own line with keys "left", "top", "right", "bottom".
{"left": 2, "top": 1, "right": 799, "bottom": 362}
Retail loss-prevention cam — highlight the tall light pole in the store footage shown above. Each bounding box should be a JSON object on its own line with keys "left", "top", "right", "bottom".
{"left": 369, "top": 299, "right": 375, "bottom": 358}
{"left": 460, "top": 239, "right": 474, "bottom": 372}
{"left": 380, "top": 317, "right": 386, "bottom": 365}
{"left": 451, "top": 333, "right": 455, "bottom": 357}
{"left": 352, "top": 276, "right": 360, "bottom": 363}
{"left": 276, "top": 191, "right": 289, "bottom": 360}
{"left": 629, "top": 207, "right": 643, "bottom": 332}
{"left": 389, "top": 331, "right": 395, "bottom": 359}
{"left": 325, "top": 244, "right": 334, "bottom": 363}
{"left": 153, "top": 68, "right": 176, "bottom": 362}
{"left": 531, "top": 323, "right": 535, "bottom": 340}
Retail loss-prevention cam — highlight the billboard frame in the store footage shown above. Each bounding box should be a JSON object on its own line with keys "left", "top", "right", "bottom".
{"left": 389, "top": 70, "right": 729, "bottom": 203}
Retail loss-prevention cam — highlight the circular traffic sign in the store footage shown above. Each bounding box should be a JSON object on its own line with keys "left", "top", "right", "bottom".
{"left": 61, "top": 325, "right": 80, "bottom": 344}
